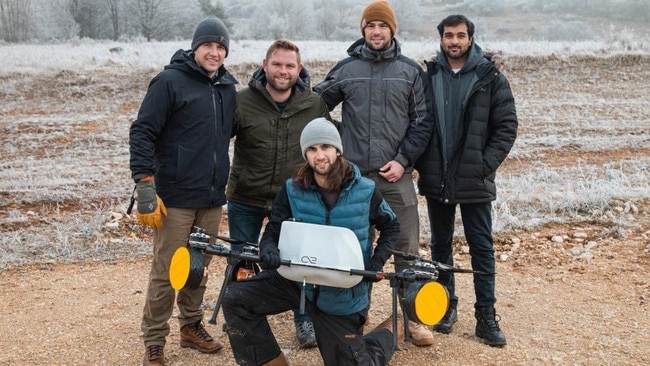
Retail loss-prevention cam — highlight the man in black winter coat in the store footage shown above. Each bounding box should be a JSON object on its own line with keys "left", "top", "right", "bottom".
{"left": 415, "top": 14, "right": 518, "bottom": 347}
{"left": 129, "top": 16, "right": 238, "bottom": 366}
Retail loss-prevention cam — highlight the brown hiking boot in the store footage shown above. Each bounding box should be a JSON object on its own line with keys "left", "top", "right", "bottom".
{"left": 142, "top": 345, "right": 165, "bottom": 366}
{"left": 262, "top": 351, "right": 289, "bottom": 366}
{"left": 180, "top": 320, "right": 224, "bottom": 353}
{"left": 373, "top": 314, "right": 404, "bottom": 342}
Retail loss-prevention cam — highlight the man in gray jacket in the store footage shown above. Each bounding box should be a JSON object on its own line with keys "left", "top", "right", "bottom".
{"left": 313, "top": 0, "right": 434, "bottom": 346}
{"left": 416, "top": 14, "right": 518, "bottom": 347}
{"left": 227, "top": 39, "right": 330, "bottom": 349}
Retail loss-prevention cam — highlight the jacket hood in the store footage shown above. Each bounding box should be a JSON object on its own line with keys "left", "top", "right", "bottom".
{"left": 436, "top": 42, "right": 487, "bottom": 73}
{"left": 347, "top": 37, "right": 401, "bottom": 62}
{"left": 428, "top": 42, "right": 497, "bottom": 77}
{"left": 166, "top": 48, "right": 238, "bottom": 85}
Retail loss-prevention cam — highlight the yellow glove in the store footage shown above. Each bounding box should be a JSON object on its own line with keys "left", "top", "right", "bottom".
{"left": 135, "top": 177, "right": 167, "bottom": 229}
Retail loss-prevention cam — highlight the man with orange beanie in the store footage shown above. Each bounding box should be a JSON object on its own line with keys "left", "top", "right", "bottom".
{"left": 314, "top": 0, "right": 435, "bottom": 347}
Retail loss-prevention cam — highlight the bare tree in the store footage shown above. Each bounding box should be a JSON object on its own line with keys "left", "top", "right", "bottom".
{"left": 270, "top": 0, "right": 309, "bottom": 39}
{"left": 69, "top": 0, "right": 108, "bottom": 39}
{"left": 314, "top": 0, "right": 358, "bottom": 40}
{"left": 196, "top": 0, "right": 231, "bottom": 29}
{"left": 0, "top": 0, "right": 31, "bottom": 42}
{"left": 107, "top": 0, "right": 121, "bottom": 40}
{"left": 389, "top": 0, "right": 422, "bottom": 36}
{"left": 134, "top": 0, "right": 164, "bottom": 41}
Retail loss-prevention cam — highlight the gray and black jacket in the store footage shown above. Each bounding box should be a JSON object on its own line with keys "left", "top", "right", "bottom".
{"left": 415, "top": 43, "right": 518, "bottom": 204}
{"left": 314, "top": 38, "right": 433, "bottom": 175}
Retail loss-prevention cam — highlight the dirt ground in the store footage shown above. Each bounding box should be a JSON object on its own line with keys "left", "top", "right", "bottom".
{"left": 2, "top": 217, "right": 649, "bottom": 366}
{"left": 1, "top": 55, "right": 649, "bottom": 365}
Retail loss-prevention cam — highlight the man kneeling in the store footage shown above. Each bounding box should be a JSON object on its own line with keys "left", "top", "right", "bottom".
{"left": 222, "top": 118, "right": 401, "bottom": 365}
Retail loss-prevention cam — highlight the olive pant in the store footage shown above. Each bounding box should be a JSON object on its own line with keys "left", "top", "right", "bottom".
{"left": 141, "top": 206, "right": 222, "bottom": 346}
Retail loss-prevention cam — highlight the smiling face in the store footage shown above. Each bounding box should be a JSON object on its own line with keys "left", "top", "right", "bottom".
{"left": 194, "top": 42, "right": 227, "bottom": 78}
{"left": 305, "top": 143, "right": 339, "bottom": 178}
{"left": 440, "top": 23, "right": 472, "bottom": 68}
{"left": 262, "top": 48, "right": 302, "bottom": 99}
{"left": 363, "top": 20, "right": 392, "bottom": 51}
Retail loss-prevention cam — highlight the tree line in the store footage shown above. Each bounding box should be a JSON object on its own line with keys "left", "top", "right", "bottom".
{"left": 0, "top": 0, "right": 426, "bottom": 43}
{"left": 1, "top": 0, "right": 647, "bottom": 44}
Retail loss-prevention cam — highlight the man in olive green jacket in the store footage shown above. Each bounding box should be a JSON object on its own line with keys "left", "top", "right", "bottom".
{"left": 226, "top": 39, "right": 330, "bottom": 349}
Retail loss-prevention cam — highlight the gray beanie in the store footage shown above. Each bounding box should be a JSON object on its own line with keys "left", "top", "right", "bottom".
{"left": 191, "top": 16, "right": 230, "bottom": 57}
{"left": 300, "top": 118, "right": 343, "bottom": 160}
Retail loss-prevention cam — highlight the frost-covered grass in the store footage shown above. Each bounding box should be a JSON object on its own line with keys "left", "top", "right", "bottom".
{"left": 0, "top": 40, "right": 649, "bottom": 269}
{"left": 2, "top": 38, "right": 650, "bottom": 74}
{"left": 493, "top": 159, "right": 650, "bottom": 232}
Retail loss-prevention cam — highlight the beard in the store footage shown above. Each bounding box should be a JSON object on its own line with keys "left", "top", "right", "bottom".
{"left": 266, "top": 76, "right": 295, "bottom": 93}
{"left": 312, "top": 159, "right": 333, "bottom": 176}
{"left": 443, "top": 44, "right": 470, "bottom": 61}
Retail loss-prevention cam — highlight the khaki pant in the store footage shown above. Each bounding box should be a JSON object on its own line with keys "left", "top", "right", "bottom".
{"left": 371, "top": 173, "right": 420, "bottom": 273}
{"left": 141, "top": 206, "right": 222, "bottom": 346}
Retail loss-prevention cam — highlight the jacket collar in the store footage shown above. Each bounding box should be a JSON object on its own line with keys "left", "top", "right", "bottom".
{"left": 347, "top": 38, "right": 401, "bottom": 62}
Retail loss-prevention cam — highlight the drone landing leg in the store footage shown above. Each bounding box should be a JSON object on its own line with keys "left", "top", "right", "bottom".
{"left": 208, "top": 262, "right": 235, "bottom": 325}
{"left": 389, "top": 277, "right": 406, "bottom": 352}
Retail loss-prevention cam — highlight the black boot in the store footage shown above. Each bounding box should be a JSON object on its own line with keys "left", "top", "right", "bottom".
{"left": 433, "top": 301, "right": 457, "bottom": 334}
{"left": 475, "top": 306, "right": 507, "bottom": 347}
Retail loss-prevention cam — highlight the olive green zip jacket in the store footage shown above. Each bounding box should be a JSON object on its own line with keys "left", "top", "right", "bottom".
{"left": 226, "top": 67, "right": 330, "bottom": 209}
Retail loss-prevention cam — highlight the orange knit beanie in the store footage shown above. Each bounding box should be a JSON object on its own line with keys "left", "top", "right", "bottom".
{"left": 360, "top": 0, "right": 397, "bottom": 37}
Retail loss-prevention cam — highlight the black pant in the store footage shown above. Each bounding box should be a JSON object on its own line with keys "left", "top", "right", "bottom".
{"left": 425, "top": 200, "right": 496, "bottom": 308}
{"left": 222, "top": 270, "right": 394, "bottom": 366}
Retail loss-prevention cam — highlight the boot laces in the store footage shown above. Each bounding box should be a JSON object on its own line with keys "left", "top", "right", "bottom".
{"left": 189, "top": 321, "right": 213, "bottom": 341}
{"left": 485, "top": 313, "right": 502, "bottom": 331}
{"left": 296, "top": 320, "right": 315, "bottom": 339}
{"left": 147, "top": 345, "right": 163, "bottom": 360}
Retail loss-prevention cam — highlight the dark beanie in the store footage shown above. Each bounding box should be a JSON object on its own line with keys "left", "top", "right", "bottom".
{"left": 360, "top": 0, "right": 397, "bottom": 37}
{"left": 191, "top": 16, "right": 230, "bottom": 57}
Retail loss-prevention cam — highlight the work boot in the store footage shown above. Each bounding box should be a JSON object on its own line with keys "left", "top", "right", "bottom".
{"left": 295, "top": 320, "right": 317, "bottom": 349}
{"left": 373, "top": 313, "right": 404, "bottom": 341}
{"left": 433, "top": 302, "right": 458, "bottom": 334}
{"left": 142, "top": 345, "right": 165, "bottom": 366}
{"left": 262, "top": 351, "right": 289, "bottom": 366}
{"left": 475, "top": 306, "right": 507, "bottom": 347}
{"left": 408, "top": 320, "right": 435, "bottom": 346}
{"left": 180, "top": 320, "right": 224, "bottom": 353}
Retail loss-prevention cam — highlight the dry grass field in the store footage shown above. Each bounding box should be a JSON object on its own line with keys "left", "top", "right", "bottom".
{"left": 1, "top": 49, "right": 649, "bottom": 365}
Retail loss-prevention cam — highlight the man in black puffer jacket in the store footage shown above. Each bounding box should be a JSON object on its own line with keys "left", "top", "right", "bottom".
{"left": 415, "top": 14, "right": 518, "bottom": 347}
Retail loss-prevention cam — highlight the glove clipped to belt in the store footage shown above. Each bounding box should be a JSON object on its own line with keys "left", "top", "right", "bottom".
{"left": 135, "top": 176, "right": 167, "bottom": 229}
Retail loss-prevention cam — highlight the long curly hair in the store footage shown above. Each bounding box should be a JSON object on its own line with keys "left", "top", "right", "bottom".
{"left": 293, "top": 156, "right": 354, "bottom": 191}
